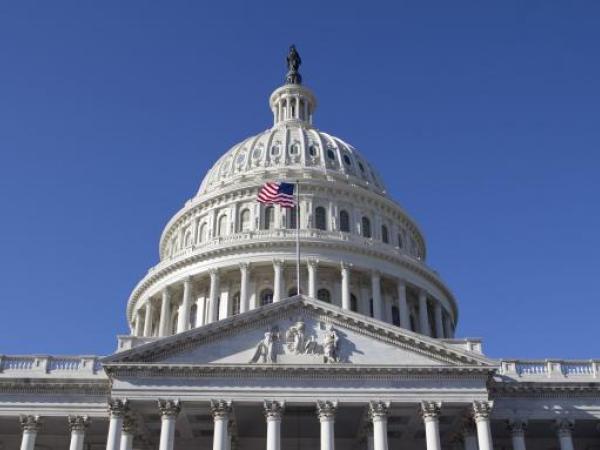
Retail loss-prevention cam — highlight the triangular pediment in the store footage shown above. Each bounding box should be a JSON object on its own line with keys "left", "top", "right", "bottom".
{"left": 103, "top": 296, "right": 494, "bottom": 368}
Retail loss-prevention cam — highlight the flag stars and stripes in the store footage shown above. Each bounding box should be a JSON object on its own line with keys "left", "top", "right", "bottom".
{"left": 257, "top": 182, "right": 296, "bottom": 208}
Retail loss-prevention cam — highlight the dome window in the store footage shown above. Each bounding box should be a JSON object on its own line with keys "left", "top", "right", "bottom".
{"left": 358, "top": 162, "right": 365, "bottom": 172}
{"left": 239, "top": 209, "right": 251, "bottom": 232}
{"left": 350, "top": 294, "right": 358, "bottom": 312}
{"left": 271, "top": 145, "right": 280, "bottom": 156}
{"left": 236, "top": 153, "right": 246, "bottom": 166}
{"left": 315, "top": 206, "right": 327, "bottom": 231}
{"left": 339, "top": 210, "right": 350, "bottom": 232}
{"left": 308, "top": 145, "right": 318, "bottom": 157}
{"left": 252, "top": 147, "right": 263, "bottom": 159}
{"left": 290, "top": 143, "right": 300, "bottom": 155}
{"left": 317, "top": 288, "right": 331, "bottom": 303}
{"left": 343, "top": 154, "right": 352, "bottom": 166}
{"left": 260, "top": 289, "right": 274, "bottom": 306}
{"left": 361, "top": 217, "right": 372, "bottom": 238}
{"left": 326, "top": 148, "right": 336, "bottom": 160}
{"left": 232, "top": 292, "right": 241, "bottom": 316}
{"left": 381, "top": 225, "right": 389, "bottom": 244}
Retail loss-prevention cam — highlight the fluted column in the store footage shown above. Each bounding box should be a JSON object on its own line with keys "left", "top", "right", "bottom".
{"left": 209, "top": 269, "right": 220, "bottom": 323}
{"left": 158, "top": 399, "right": 181, "bottom": 450}
{"left": 106, "top": 399, "right": 128, "bottom": 450}
{"left": 473, "top": 401, "right": 494, "bottom": 450}
{"left": 158, "top": 288, "right": 172, "bottom": 337}
{"left": 264, "top": 400, "right": 284, "bottom": 450}
{"left": 418, "top": 289, "right": 431, "bottom": 336}
{"left": 133, "top": 309, "right": 143, "bottom": 336}
{"left": 211, "top": 400, "right": 232, "bottom": 450}
{"left": 434, "top": 302, "right": 444, "bottom": 338}
{"left": 120, "top": 416, "right": 136, "bottom": 450}
{"left": 507, "top": 420, "right": 527, "bottom": 450}
{"left": 420, "top": 402, "right": 442, "bottom": 450}
{"left": 317, "top": 401, "right": 337, "bottom": 450}
{"left": 307, "top": 259, "right": 317, "bottom": 298}
{"left": 68, "top": 416, "right": 90, "bottom": 450}
{"left": 396, "top": 280, "right": 410, "bottom": 329}
{"left": 239, "top": 263, "right": 250, "bottom": 313}
{"left": 176, "top": 277, "right": 193, "bottom": 333}
{"left": 341, "top": 263, "right": 351, "bottom": 310}
{"left": 555, "top": 419, "right": 575, "bottom": 450}
{"left": 461, "top": 418, "right": 478, "bottom": 450}
{"left": 371, "top": 271, "right": 383, "bottom": 320}
{"left": 143, "top": 300, "right": 154, "bottom": 337}
{"left": 369, "top": 401, "right": 389, "bottom": 450}
{"left": 273, "top": 259, "right": 283, "bottom": 302}
{"left": 19, "top": 415, "right": 42, "bottom": 450}
{"left": 444, "top": 314, "right": 454, "bottom": 338}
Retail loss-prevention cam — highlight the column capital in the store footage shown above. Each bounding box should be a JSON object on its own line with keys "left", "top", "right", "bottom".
{"left": 239, "top": 262, "right": 250, "bottom": 271}
{"left": 19, "top": 415, "right": 42, "bottom": 432}
{"left": 122, "top": 415, "right": 137, "bottom": 433}
{"left": 183, "top": 275, "right": 193, "bottom": 284}
{"left": 67, "top": 415, "right": 90, "bottom": 432}
{"left": 370, "top": 269, "right": 381, "bottom": 279}
{"left": 507, "top": 419, "right": 527, "bottom": 437}
{"left": 555, "top": 419, "right": 574, "bottom": 437}
{"left": 419, "top": 288, "right": 428, "bottom": 299}
{"left": 162, "top": 287, "right": 171, "bottom": 299}
{"left": 316, "top": 400, "right": 337, "bottom": 421}
{"left": 340, "top": 261, "right": 353, "bottom": 271}
{"left": 307, "top": 258, "right": 319, "bottom": 268}
{"left": 158, "top": 399, "right": 181, "bottom": 418}
{"left": 264, "top": 400, "right": 285, "bottom": 420}
{"left": 368, "top": 401, "right": 390, "bottom": 421}
{"left": 472, "top": 401, "right": 493, "bottom": 421}
{"left": 420, "top": 401, "right": 442, "bottom": 420}
{"left": 209, "top": 268, "right": 220, "bottom": 278}
{"left": 210, "top": 399, "right": 233, "bottom": 419}
{"left": 108, "top": 398, "right": 129, "bottom": 417}
{"left": 272, "top": 258, "right": 284, "bottom": 268}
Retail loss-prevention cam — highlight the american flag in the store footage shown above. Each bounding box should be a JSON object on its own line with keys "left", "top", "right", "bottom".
{"left": 257, "top": 181, "right": 296, "bottom": 208}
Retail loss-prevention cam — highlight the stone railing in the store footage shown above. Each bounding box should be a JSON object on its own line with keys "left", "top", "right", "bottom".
{"left": 0, "top": 355, "right": 104, "bottom": 377}
{"left": 500, "top": 359, "right": 599, "bottom": 380}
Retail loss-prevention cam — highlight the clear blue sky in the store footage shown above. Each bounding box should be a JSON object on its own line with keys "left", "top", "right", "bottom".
{"left": 0, "top": 2, "right": 598, "bottom": 359}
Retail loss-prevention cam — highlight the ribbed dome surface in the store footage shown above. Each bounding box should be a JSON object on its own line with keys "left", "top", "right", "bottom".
{"left": 196, "top": 122, "right": 387, "bottom": 197}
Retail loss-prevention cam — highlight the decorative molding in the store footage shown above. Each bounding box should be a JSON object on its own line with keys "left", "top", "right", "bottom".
{"left": 210, "top": 399, "right": 232, "bottom": 419}
{"left": 316, "top": 400, "right": 337, "bottom": 420}
{"left": 506, "top": 419, "right": 527, "bottom": 437}
{"left": 472, "top": 400, "right": 493, "bottom": 421}
{"left": 108, "top": 398, "right": 129, "bottom": 418}
{"left": 67, "top": 415, "right": 90, "bottom": 432}
{"left": 20, "top": 415, "right": 42, "bottom": 432}
{"left": 158, "top": 399, "right": 181, "bottom": 418}
{"left": 420, "top": 401, "right": 442, "bottom": 420}
{"left": 368, "top": 401, "right": 390, "bottom": 421}
{"left": 263, "top": 400, "right": 285, "bottom": 420}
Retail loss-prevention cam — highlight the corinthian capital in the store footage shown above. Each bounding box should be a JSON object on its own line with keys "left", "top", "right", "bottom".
{"left": 264, "top": 400, "right": 285, "bottom": 420}
{"left": 19, "top": 415, "right": 42, "bottom": 432}
{"left": 316, "top": 400, "right": 337, "bottom": 420}
{"left": 555, "top": 419, "right": 574, "bottom": 437}
{"left": 472, "top": 401, "right": 493, "bottom": 421}
{"left": 158, "top": 399, "right": 181, "bottom": 418}
{"left": 108, "top": 398, "right": 129, "bottom": 418}
{"left": 210, "top": 399, "right": 232, "bottom": 419}
{"left": 507, "top": 419, "right": 527, "bottom": 437}
{"left": 67, "top": 415, "right": 90, "bottom": 432}
{"left": 122, "top": 415, "right": 137, "bottom": 433}
{"left": 420, "top": 401, "right": 442, "bottom": 420}
{"left": 368, "top": 401, "right": 390, "bottom": 421}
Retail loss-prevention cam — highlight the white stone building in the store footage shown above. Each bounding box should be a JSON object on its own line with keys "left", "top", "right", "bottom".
{"left": 1, "top": 48, "right": 599, "bottom": 450}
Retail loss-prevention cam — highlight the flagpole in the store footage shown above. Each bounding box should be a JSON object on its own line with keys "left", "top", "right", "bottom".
{"left": 295, "top": 180, "right": 301, "bottom": 296}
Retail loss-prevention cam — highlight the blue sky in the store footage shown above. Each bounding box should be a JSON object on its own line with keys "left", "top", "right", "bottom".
{"left": 0, "top": 2, "right": 598, "bottom": 358}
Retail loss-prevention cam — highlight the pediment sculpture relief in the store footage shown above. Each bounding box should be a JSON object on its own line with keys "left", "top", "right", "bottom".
{"left": 249, "top": 318, "right": 341, "bottom": 364}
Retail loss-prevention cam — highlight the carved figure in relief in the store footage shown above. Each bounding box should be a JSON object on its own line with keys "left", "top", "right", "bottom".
{"left": 249, "top": 328, "right": 278, "bottom": 363}
{"left": 286, "top": 320, "right": 306, "bottom": 354}
{"left": 304, "top": 335, "right": 319, "bottom": 354}
{"left": 322, "top": 324, "right": 339, "bottom": 363}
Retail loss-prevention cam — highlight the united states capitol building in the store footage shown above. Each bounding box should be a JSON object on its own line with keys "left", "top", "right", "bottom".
{"left": 2, "top": 48, "right": 599, "bottom": 450}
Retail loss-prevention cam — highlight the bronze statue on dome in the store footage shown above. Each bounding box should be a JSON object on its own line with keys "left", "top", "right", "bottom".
{"left": 285, "top": 45, "right": 302, "bottom": 85}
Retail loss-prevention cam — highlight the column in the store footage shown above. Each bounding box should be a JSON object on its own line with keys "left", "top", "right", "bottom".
{"left": 418, "top": 289, "right": 431, "bottom": 336}
{"left": 239, "top": 263, "right": 250, "bottom": 313}
{"left": 19, "top": 415, "right": 42, "bottom": 450}
{"left": 106, "top": 399, "right": 128, "bottom": 450}
{"left": 507, "top": 420, "right": 527, "bottom": 450}
{"left": 316, "top": 401, "right": 337, "bottom": 450}
{"left": 177, "top": 277, "right": 193, "bottom": 333}
{"left": 472, "top": 401, "right": 494, "bottom": 450}
{"left": 143, "top": 300, "right": 154, "bottom": 337}
{"left": 369, "top": 401, "right": 389, "bottom": 450}
{"left": 420, "top": 402, "right": 442, "bottom": 450}
{"left": 211, "top": 400, "right": 232, "bottom": 450}
{"left": 340, "top": 263, "right": 351, "bottom": 310}
{"left": 196, "top": 293, "right": 206, "bottom": 327}
{"left": 434, "top": 302, "right": 444, "bottom": 338}
{"left": 68, "top": 416, "right": 90, "bottom": 450}
{"left": 264, "top": 400, "right": 284, "bottom": 450}
{"left": 273, "top": 259, "right": 283, "bottom": 302}
{"left": 133, "top": 309, "right": 143, "bottom": 336}
{"left": 371, "top": 271, "right": 383, "bottom": 320}
{"left": 158, "top": 399, "right": 181, "bottom": 450}
{"left": 555, "top": 419, "right": 575, "bottom": 450}
{"left": 444, "top": 314, "right": 454, "bottom": 339}
{"left": 158, "top": 288, "right": 172, "bottom": 337}
{"left": 460, "top": 418, "right": 478, "bottom": 450}
{"left": 208, "top": 269, "right": 220, "bottom": 323}
{"left": 397, "top": 280, "right": 410, "bottom": 330}
{"left": 120, "top": 416, "right": 136, "bottom": 450}
{"left": 307, "top": 259, "right": 317, "bottom": 298}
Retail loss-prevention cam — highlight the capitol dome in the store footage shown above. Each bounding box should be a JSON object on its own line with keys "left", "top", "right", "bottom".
{"left": 123, "top": 47, "right": 458, "bottom": 347}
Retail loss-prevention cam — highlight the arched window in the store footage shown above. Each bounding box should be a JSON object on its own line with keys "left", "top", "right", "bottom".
{"left": 184, "top": 229, "right": 193, "bottom": 247}
{"left": 317, "top": 288, "right": 331, "bottom": 303}
{"left": 190, "top": 304, "right": 197, "bottom": 328}
{"left": 264, "top": 206, "right": 274, "bottom": 230}
{"left": 218, "top": 215, "right": 228, "bottom": 237}
{"left": 350, "top": 294, "right": 358, "bottom": 312}
{"left": 198, "top": 223, "right": 207, "bottom": 243}
{"left": 239, "top": 209, "right": 251, "bottom": 232}
{"left": 397, "top": 233, "right": 403, "bottom": 248}
{"left": 369, "top": 298, "right": 374, "bottom": 317}
{"left": 287, "top": 207, "right": 297, "bottom": 229}
{"left": 315, "top": 206, "right": 327, "bottom": 231}
{"left": 362, "top": 217, "right": 372, "bottom": 238}
{"left": 381, "top": 225, "right": 389, "bottom": 243}
{"left": 339, "top": 210, "right": 350, "bottom": 232}
{"left": 231, "top": 292, "right": 240, "bottom": 316}
{"left": 260, "top": 289, "right": 274, "bottom": 306}
{"left": 391, "top": 305, "right": 400, "bottom": 326}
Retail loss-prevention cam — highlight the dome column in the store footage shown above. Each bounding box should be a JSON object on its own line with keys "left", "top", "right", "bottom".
{"left": 143, "top": 300, "right": 154, "bottom": 337}
{"left": 68, "top": 415, "right": 90, "bottom": 450}
{"left": 418, "top": 289, "right": 431, "bottom": 336}
{"left": 421, "top": 402, "right": 442, "bottom": 450}
{"left": 371, "top": 271, "right": 383, "bottom": 320}
{"left": 158, "top": 288, "right": 172, "bottom": 337}
{"left": 273, "top": 259, "right": 283, "bottom": 302}
{"left": 19, "top": 415, "right": 42, "bottom": 450}
{"left": 369, "top": 401, "right": 389, "bottom": 450}
{"left": 158, "top": 400, "right": 181, "bottom": 450}
{"left": 340, "top": 262, "right": 351, "bottom": 310}
{"left": 208, "top": 269, "right": 220, "bottom": 323}
{"left": 316, "top": 401, "right": 337, "bottom": 450}
{"left": 307, "top": 259, "right": 318, "bottom": 298}
{"left": 176, "top": 277, "right": 193, "bottom": 333}
{"left": 396, "top": 280, "right": 410, "bottom": 330}
{"left": 434, "top": 302, "right": 444, "bottom": 338}
{"left": 133, "top": 310, "right": 143, "bottom": 336}
{"left": 473, "top": 401, "right": 494, "bottom": 450}
{"left": 239, "top": 263, "right": 250, "bottom": 313}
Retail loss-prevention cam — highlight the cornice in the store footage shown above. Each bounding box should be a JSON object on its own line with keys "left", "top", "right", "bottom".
{"left": 0, "top": 378, "right": 110, "bottom": 396}
{"left": 489, "top": 381, "right": 600, "bottom": 398}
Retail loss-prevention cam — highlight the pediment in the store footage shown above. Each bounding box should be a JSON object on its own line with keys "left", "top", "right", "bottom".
{"left": 103, "top": 296, "right": 493, "bottom": 368}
